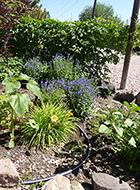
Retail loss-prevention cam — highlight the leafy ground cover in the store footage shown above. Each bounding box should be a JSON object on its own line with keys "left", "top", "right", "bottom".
{"left": 0, "top": 89, "right": 140, "bottom": 190}
{"left": 0, "top": 43, "right": 140, "bottom": 190}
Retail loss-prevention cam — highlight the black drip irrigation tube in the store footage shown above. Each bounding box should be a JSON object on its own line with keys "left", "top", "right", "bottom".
{"left": 20, "top": 123, "right": 91, "bottom": 185}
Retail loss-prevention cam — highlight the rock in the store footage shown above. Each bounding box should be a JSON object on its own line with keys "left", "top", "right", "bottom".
{"left": 0, "top": 159, "right": 20, "bottom": 188}
{"left": 0, "top": 185, "right": 21, "bottom": 190}
{"left": 41, "top": 175, "right": 71, "bottom": 190}
{"left": 135, "top": 92, "right": 140, "bottom": 106}
{"left": 71, "top": 180, "right": 85, "bottom": 190}
{"left": 91, "top": 172, "right": 132, "bottom": 190}
{"left": 114, "top": 90, "right": 134, "bottom": 103}
{"left": 97, "top": 80, "right": 116, "bottom": 97}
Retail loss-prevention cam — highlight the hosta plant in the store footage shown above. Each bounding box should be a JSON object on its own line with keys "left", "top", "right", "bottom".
{"left": 20, "top": 101, "right": 78, "bottom": 150}
{"left": 2, "top": 70, "right": 41, "bottom": 148}
{"left": 90, "top": 100, "right": 140, "bottom": 171}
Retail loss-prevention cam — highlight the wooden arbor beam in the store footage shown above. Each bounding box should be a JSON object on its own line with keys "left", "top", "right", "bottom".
{"left": 120, "top": 0, "right": 140, "bottom": 89}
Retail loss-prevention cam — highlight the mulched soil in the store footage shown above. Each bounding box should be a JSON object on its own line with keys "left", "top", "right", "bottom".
{"left": 0, "top": 83, "right": 140, "bottom": 190}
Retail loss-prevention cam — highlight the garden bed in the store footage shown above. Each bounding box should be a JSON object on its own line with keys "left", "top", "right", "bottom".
{"left": 0, "top": 85, "right": 139, "bottom": 189}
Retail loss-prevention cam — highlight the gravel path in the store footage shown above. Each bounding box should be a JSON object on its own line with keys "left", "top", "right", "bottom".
{"left": 107, "top": 53, "right": 140, "bottom": 96}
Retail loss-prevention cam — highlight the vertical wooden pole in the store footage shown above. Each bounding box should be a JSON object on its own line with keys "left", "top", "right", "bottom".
{"left": 92, "top": 0, "right": 97, "bottom": 19}
{"left": 120, "top": 0, "right": 140, "bottom": 89}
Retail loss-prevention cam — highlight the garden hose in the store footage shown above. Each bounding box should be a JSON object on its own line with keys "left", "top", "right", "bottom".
{"left": 20, "top": 123, "right": 91, "bottom": 185}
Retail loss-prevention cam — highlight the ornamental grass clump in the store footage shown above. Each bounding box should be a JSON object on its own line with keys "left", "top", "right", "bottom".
{"left": 20, "top": 102, "right": 78, "bottom": 149}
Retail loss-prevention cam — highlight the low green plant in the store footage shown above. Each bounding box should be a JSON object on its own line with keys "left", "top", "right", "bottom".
{"left": 90, "top": 100, "right": 140, "bottom": 171}
{"left": 0, "top": 57, "right": 24, "bottom": 82}
{"left": 42, "top": 85, "right": 65, "bottom": 105}
{"left": 20, "top": 101, "right": 78, "bottom": 149}
{"left": 29, "top": 181, "right": 45, "bottom": 190}
{"left": 0, "top": 94, "right": 11, "bottom": 129}
{"left": 1, "top": 70, "right": 41, "bottom": 148}
{"left": 20, "top": 172, "right": 30, "bottom": 183}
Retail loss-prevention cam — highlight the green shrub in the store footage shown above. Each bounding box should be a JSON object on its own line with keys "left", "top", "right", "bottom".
{"left": 0, "top": 57, "right": 24, "bottom": 82}
{"left": 90, "top": 100, "right": 140, "bottom": 172}
{"left": 7, "top": 17, "right": 131, "bottom": 80}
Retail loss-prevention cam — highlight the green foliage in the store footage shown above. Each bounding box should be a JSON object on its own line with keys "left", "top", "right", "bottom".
{"left": 79, "top": 3, "right": 124, "bottom": 25}
{"left": 28, "top": 7, "right": 50, "bottom": 20}
{"left": 2, "top": 71, "right": 41, "bottom": 148}
{"left": 42, "top": 86, "right": 65, "bottom": 106}
{"left": 7, "top": 17, "right": 130, "bottom": 80}
{"left": 90, "top": 100, "right": 140, "bottom": 171}
{"left": 20, "top": 102, "right": 78, "bottom": 149}
{"left": 29, "top": 181, "right": 45, "bottom": 190}
{"left": 0, "top": 57, "right": 24, "bottom": 82}
{"left": 0, "top": 0, "right": 32, "bottom": 65}
{"left": 0, "top": 94, "right": 11, "bottom": 129}
{"left": 20, "top": 172, "right": 30, "bottom": 182}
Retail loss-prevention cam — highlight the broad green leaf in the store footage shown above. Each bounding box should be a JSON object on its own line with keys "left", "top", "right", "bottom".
{"left": 99, "top": 124, "right": 112, "bottom": 134}
{"left": 10, "top": 132, "right": 14, "bottom": 138}
{"left": 124, "top": 118, "right": 133, "bottom": 127}
{"left": 2, "top": 78, "right": 21, "bottom": 94}
{"left": 29, "top": 119, "right": 39, "bottom": 130}
{"left": 113, "top": 111, "right": 123, "bottom": 116}
{"left": 9, "top": 94, "right": 30, "bottom": 117}
{"left": 27, "top": 80, "right": 41, "bottom": 98}
{"left": 104, "top": 120, "right": 111, "bottom": 125}
{"left": 9, "top": 139, "right": 14, "bottom": 148}
{"left": 93, "top": 113, "right": 107, "bottom": 120}
{"left": 19, "top": 73, "right": 30, "bottom": 81}
{"left": 113, "top": 124, "right": 123, "bottom": 137}
{"left": 129, "top": 137, "right": 136, "bottom": 147}
{"left": 13, "top": 81, "right": 21, "bottom": 89}
{"left": 2, "top": 78, "right": 10, "bottom": 85}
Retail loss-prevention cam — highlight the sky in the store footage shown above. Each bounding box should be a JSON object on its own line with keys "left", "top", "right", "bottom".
{"left": 38, "top": 0, "right": 138, "bottom": 23}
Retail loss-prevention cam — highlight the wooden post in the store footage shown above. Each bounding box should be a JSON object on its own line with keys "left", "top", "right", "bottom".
{"left": 92, "top": 0, "right": 97, "bottom": 19}
{"left": 120, "top": 0, "right": 140, "bottom": 89}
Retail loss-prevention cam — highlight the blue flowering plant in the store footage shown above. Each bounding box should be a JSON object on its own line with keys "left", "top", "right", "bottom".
{"left": 41, "top": 78, "right": 65, "bottom": 104}
{"left": 64, "top": 77, "right": 97, "bottom": 120}
{"left": 41, "top": 76, "right": 97, "bottom": 121}
{"left": 24, "top": 58, "right": 49, "bottom": 84}
{"left": 40, "top": 54, "right": 98, "bottom": 120}
{"left": 50, "top": 54, "right": 83, "bottom": 81}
